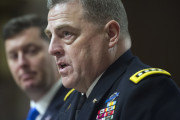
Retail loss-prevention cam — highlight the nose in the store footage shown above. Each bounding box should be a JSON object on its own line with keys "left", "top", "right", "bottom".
{"left": 48, "top": 36, "right": 65, "bottom": 58}
{"left": 17, "top": 53, "right": 29, "bottom": 68}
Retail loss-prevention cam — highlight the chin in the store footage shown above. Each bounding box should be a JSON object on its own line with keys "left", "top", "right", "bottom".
{"left": 62, "top": 77, "right": 76, "bottom": 89}
{"left": 23, "top": 85, "right": 38, "bottom": 93}
{"left": 22, "top": 82, "right": 36, "bottom": 91}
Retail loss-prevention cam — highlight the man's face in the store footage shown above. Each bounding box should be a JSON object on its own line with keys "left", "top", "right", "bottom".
{"left": 5, "top": 27, "right": 58, "bottom": 93}
{"left": 46, "top": 2, "right": 110, "bottom": 92}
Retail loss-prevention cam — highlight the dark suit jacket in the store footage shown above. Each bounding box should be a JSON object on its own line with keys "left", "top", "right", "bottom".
{"left": 41, "top": 85, "right": 70, "bottom": 120}
{"left": 57, "top": 50, "right": 180, "bottom": 120}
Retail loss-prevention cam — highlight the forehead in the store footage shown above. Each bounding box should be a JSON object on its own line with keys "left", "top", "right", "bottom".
{"left": 5, "top": 27, "right": 46, "bottom": 52}
{"left": 46, "top": 1, "right": 84, "bottom": 30}
{"left": 48, "top": 1, "right": 83, "bottom": 19}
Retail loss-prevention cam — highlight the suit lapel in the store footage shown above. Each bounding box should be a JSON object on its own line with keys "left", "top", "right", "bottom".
{"left": 41, "top": 85, "right": 70, "bottom": 120}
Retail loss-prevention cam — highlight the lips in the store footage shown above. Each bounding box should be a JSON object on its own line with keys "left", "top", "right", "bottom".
{"left": 57, "top": 61, "right": 71, "bottom": 75}
{"left": 57, "top": 60, "right": 69, "bottom": 69}
{"left": 60, "top": 63, "right": 68, "bottom": 69}
{"left": 19, "top": 72, "right": 35, "bottom": 81}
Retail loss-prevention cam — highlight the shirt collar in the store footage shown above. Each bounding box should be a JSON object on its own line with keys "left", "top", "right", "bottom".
{"left": 85, "top": 73, "right": 103, "bottom": 98}
{"left": 30, "top": 79, "right": 62, "bottom": 115}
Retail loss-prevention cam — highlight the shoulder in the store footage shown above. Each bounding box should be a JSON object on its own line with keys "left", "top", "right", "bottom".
{"left": 129, "top": 68, "right": 171, "bottom": 84}
{"left": 64, "top": 88, "right": 76, "bottom": 101}
{"left": 118, "top": 68, "right": 180, "bottom": 120}
{"left": 126, "top": 68, "right": 180, "bottom": 100}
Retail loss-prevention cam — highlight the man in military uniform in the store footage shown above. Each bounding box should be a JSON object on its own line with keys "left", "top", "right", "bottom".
{"left": 45, "top": 0, "right": 180, "bottom": 119}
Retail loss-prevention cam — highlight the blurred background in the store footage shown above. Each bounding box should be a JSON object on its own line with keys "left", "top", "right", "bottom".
{"left": 0, "top": 0, "right": 179, "bottom": 119}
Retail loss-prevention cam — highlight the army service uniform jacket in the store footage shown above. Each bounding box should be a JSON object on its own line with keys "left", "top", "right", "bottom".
{"left": 58, "top": 50, "right": 180, "bottom": 120}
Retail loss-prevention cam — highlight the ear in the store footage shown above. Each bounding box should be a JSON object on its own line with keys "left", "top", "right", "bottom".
{"left": 104, "top": 20, "right": 120, "bottom": 48}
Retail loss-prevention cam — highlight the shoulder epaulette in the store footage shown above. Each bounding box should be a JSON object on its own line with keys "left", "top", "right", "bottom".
{"left": 130, "top": 68, "right": 171, "bottom": 84}
{"left": 64, "top": 88, "right": 75, "bottom": 101}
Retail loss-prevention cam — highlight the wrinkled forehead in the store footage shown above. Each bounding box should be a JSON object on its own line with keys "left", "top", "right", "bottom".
{"left": 46, "top": 1, "right": 85, "bottom": 32}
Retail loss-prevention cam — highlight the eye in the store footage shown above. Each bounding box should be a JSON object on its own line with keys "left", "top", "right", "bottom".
{"left": 57, "top": 27, "right": 79, "bottom": 44}
{"left": 25, "top": 46, "right": 40, "bottom": 56}
{"left": 45, "top": 31, "right": 52, "bottom": 39}
{"left": 9, "top": 53, "right": 18, "bottom": 60}
{"left": 48, "top": 35, "right": 52, "bottom": 39}
{"left": 47, "top": 33, "right": 52, "bottom": 39}
{"left": 63, "top": 31, "right": 72, "bottom": 38}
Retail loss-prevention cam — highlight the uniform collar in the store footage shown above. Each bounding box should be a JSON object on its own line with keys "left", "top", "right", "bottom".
{"left": 76, "top": 50, "right": 135, "bottom": 119}
{"left": 85, "top": 73, "right": 103, "bottom": 98}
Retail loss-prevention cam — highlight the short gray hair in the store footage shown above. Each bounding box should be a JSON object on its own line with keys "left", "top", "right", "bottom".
{"left": 47, "top": 0, "right": 129, "bottom": 35}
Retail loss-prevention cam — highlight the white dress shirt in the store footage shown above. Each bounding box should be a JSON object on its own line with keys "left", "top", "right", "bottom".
{"left": 85, "top": 73, "right": 104, "bottom": 98}
{"left": 30, "top": 79, "right": 62, "bottom": 120}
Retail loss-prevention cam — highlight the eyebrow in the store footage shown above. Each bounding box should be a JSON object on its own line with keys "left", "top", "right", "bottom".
{"left": 7, "top": 43, "right": 41, "bottom": 53}
{"left": 45, "top": 24, "right": 70, "bottom": 33}
{"left": 45, "top": 24, "right": 80, "bottom": 35}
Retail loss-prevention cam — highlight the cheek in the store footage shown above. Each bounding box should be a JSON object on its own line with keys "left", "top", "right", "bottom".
{"left": 8, "top": 61, "right": 18, "bottom": 77}
{"left": 30, "top": 55, "right": 48, "bottom": 74}
{"left": 32, "top": 59, "right": 43, "bottom": 69}
{"left": 71, "top": 46, "right": 92, "bottom": 73}
{"left": 65, "top": 33, "right": 106, "bottom": 74}
{"left": 8, "top": 62, "right": 21, "bottom": 86}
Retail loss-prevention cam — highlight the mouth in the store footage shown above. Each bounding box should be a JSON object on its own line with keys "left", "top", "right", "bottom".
{"left": 57, "top": 61, "right": 69, "bottom": 69}
{"left": 60, "top": 63, "right": 68, "bottom": 69}
{"left": 19, "top": 72, "right": 35, "bottom": 81}
{"left": 57, "top": 61, "right": 71, "bottom": 75}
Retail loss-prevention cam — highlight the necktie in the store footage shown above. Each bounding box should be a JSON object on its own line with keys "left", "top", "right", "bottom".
{"left": 26, "top": 107, "right": 39, "bottom": 120}
{"left": 75, "top": 94, "right": 87, "bottom": 120}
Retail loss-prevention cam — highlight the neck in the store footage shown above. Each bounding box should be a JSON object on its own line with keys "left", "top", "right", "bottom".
{"left": 26, "top": 85, "right": 52, "bottom": 102}
{"left": 112, "top": 37, "right": 131, "bottom": 62}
